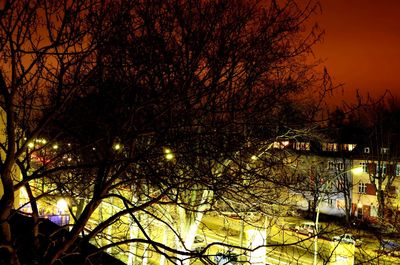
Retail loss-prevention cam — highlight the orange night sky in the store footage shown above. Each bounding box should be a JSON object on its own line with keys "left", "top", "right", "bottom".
{"left": 312, "top": 0, "right": 400, "bottom": 105}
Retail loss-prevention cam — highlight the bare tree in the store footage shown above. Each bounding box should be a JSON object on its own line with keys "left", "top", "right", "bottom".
{"left": 0, "top": 0, "right": 327, "bottom": 264}
{"left": 0, "top": 1, "right": 98, "bottom": 264}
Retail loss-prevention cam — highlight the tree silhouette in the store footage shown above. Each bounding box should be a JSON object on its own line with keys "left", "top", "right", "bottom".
{"left": 0, "top": 1, "right": 326, "bottom": 264}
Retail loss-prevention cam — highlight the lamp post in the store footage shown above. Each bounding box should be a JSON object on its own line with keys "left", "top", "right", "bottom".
{"left": 313, "top": 166, "right": 362, "bottom": 265}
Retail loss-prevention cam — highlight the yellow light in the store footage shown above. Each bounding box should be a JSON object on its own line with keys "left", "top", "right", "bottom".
{"left": 27, "top": 142, "right": 34, "bottom": 148}
{"left": 42, "top": 139, "right": 47, "bottom": 144}
{"left": 351, "top": 167, "right": 363, "bottom": 175}
{"left": 113, "top": 143, "right": 121, "bottom": 151}
{"left": 164, "top": 148, "right": 171, "bottom": 154}
{"left": 56, "top": 199, "right": 68, "bottom": 213}
{"left": 52, "top": 144, "right": 59, "bottom": 150}
{"left": 164, "top": 148, "right": 174, "bottom": 160}
{"left": 165, "top": 153, "right": 174, "bottom": 160}
{"left": 251, "top": 155, "right": 258, "bottom": 161}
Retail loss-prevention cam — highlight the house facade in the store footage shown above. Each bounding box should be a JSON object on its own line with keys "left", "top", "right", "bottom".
{"left": 351, "top": 146, "right": 400, "bottom": 222}
{"left": 284, "top": 138, "right": 400, "bottom": 222}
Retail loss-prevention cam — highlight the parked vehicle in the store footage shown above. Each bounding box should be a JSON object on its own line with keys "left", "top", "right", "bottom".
{"left": 214, "top": 252, "right": 239, "bottom": 265}
{"left": 295, "top": 222, "right": 316, "bottom": 236}
{"left": 332, "top": 233, "right": 362, "bottom": 246}
{"left": 284, "top": 222, "right": 297, "bottom": 231}
{"left": 378, "top": 240, "right": 400, "bottom": 256}
{"left": 191, "top": 235, "right": 206, "bottom": 252}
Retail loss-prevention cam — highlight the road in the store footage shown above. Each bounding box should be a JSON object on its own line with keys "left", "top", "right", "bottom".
{"left": 200, "top": 214, "right": 398, "bottom": 265}
{"left": 200, "top": 214, "right": 324, "bottom": 264}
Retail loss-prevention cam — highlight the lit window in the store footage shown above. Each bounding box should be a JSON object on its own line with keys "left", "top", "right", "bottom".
{"left": 381, "top": 147, "right": 389, "bottom": 154}
{"left": 273, "top": 140, "right": 289, "bottom": 149}
{"left": 328, "top": 161, "right": 344, "bottom": 171}
{"left": 337, "top": 179, "right": 345, "bottom": 190}
{"left": 358, "top": 182, "right": 366, "bottom": 194}
{"left": 294, "top": 142, "right": 310, "bottom": 151}
{"left": 360, "top": 162, "right": 368, "bottom": 173}
{"left": 324, "top": 143, "right": 338, "bottom": 152}
{"left": 378, "top": 163, "right": 387, "bottom": 175}
{"left": 342, "top": 143, "right": 356, "bottom": 151}
{"left": 370, "top": 205, "right": 378, "bottom": 217}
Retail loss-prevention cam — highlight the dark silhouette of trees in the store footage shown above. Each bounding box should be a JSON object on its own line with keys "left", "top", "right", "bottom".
{"left": 0, "top": 0, "right": 327, "bottom": 264}
{"left": 0, "top": 1, "right": 98, "bottom": 264}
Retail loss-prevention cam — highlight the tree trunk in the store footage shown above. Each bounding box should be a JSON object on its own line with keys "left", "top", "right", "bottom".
{"left": 343, "top": 177, "right": 351, "bottom": 224}
{"left": 0, "top": 173, "right": 19, "bottom": 265}
{"left": 377, "top": 189, "right": 385, "bottom": 219}
{"left": 44, "top": 199, "right": 101, "bottom": 265}
{"left": 25, "top": 183, "right": 41, "bottom": 262}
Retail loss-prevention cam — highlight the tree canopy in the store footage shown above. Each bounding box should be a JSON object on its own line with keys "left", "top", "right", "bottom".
{"left": 0, "top": 1, "right": 326, "bottom": 264}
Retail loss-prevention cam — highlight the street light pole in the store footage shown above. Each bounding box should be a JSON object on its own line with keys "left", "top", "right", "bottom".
{"left": 313, "top": 197, "right": 321, "bottom": 265}
{"left": 312, "top": 166, "right": 362, "bottom": 265}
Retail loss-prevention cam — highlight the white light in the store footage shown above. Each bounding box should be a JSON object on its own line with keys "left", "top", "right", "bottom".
{"left": 20, "top": 187, "right": 28, "bottom": 198}
{"left": 56, "top": 199, "right": 68, "bottom": 214}
{"left": 247, "top": 229, "right": 267, "bottom": 264}
{"left": 52, "top": 144, "right": 58, "bottom": 150}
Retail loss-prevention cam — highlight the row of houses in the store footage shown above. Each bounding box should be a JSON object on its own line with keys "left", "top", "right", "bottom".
{"left": 278, "top": 139, "right": 400, "bottom": 222}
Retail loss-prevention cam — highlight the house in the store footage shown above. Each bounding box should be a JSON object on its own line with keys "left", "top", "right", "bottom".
{"left": 272, "top": 139, "right": 356, "bottom": 217}
{"left": 350, "top": 144, "right": 400, "bottom": 222}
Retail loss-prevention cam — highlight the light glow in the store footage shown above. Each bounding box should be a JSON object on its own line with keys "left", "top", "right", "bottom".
{"left": 56, "top": 199, "right": 68, "bottom": 214}
{"left": 164, "top": 148, "right": 174, "bottom": 160}
{"left": 351, "top": 167, "right": 363, "bottom": 175}
{"left": 113, "top": 143, "right": 122, "bottom": 151}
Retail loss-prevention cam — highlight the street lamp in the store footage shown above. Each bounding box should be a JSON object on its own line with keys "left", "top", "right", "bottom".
{"left": 313, "top": 166, "right": 362, "bottom": 265}
{"left": 164, "top": 147, "right": 174, "bottom": 160}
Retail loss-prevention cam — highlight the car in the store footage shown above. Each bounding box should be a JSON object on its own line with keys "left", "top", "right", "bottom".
{"left": 295, "top": 222, "right": 316, "bottom": 236}
{"left": 244, "top": 212, "right": 261, "bottom": 222}
{"left": 332, "top": 233, "right": 362, "bottom": 246}
{"left": 214, "top": 252, "right": 239, "bottom": 265}
{"left": 284, "top": 222, "right": 297, "bottom": 231}
{"left": 191, "top": 235, "right": 206, "bottom": 252}
{"left": 378, "top": 240, "right": 400, "bottom": 256}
